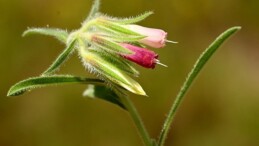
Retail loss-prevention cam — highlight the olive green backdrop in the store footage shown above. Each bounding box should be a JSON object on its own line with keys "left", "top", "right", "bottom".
{"left": 0, "top": 0, "right": 259, "bottom": 146}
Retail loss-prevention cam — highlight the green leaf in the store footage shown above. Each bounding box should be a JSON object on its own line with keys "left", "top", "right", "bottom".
{"left": 83, "top": 0, "right": 101, "bottom": 24}
{"left": 83, "top": 85, "right": 126, "bottom": 109}
{"left": 23, "top": 28, "right": 68, "bottom": 43}
{"left": 42, "top": 40, "right": 76, "bottom": 75}
{"left": 7, "top": 75, "right": 104, "bottom": 96}
{"left": 109, "top": 11, "right": 154, "bottom": 24}
{"left": 158, "top": 26, "right": 241, "bottom": 146}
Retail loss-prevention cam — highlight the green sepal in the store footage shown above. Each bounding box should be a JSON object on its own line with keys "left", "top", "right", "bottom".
{"left": 96, "top": 19, "right": 143, "bottom": 36}
{"left": 107, "top": 35, "right": 146, "bottom": 43}
{"left": 83, "top": 85, "right": 126, "bottom": 110}
{"left": 7, "top": 75, "right": 104, "bottom": 96}
{"left": 108, "top": 11, "right": 154, "bottom": 24}
{"left": 81, "top": 49, "right": 146, "bottom": 96}
{"left": 104, "top": 53, "right": 139, "bottom": 77}
{"left": 91, "top": 24, "right": 138, "bottom": 39}
{"left": 92, "top": 49, "right": 139, "bottom": 77}
{"left": 131, "top": 42, "right": 147, "bottom": 48}
{"left": 83, "top": 0, "right": 101, "bottom": 24}
{"left": 42, "top": 40, "right": 76, "bottom": 75}
{"left": 23, "top": 28, "right": 68, "bottom": 43}
{"left": 92, "top": 36, "right": 133, "bottom": 54}
{"left": 92, "top": 23, "right": 146, "bottom": 42}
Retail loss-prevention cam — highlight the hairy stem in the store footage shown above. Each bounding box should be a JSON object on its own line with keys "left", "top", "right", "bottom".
{"left": 120, "top": 96, "right": 153, "bottom": 146}
{"left": 157, "top": 26, "right": 241, "bottom": 146}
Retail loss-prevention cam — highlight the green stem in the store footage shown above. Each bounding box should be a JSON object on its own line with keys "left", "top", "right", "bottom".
{"left": 120, "top": 95, "right": 153, "bottom": 146}
{"left": 157, "top": 26, "right": 241, "bottom": 146}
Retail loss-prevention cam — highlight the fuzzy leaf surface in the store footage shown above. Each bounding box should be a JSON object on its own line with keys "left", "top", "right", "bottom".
{"left": 83, "top": 0, "right": 100, "bottom": 23}
{"left": 23, "top": 28, "right": 68, "bottom": 43}
{"left": 7, "top": 75, "right": 104, "bottom": 96}
{"left": 158, "top": 26, "right": 242, "bottom": 146}
{"left": 109, "top": 11, "right": 153, "bottom": 24}
{"left": 42, "top": 40, "right": 76, "bottom": 75}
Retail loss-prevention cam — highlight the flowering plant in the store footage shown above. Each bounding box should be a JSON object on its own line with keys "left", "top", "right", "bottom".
{"left": 7, "top": 0, "right": 240, "bottom": 146}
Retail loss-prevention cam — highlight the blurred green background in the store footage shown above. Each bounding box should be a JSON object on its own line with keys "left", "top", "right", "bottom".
{"left": 1, "top": 0, "right": 259, "bottom": 146}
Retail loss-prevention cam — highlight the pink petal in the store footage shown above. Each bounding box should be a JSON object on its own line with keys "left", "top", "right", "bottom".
{"left": 127, "top": 25, "right": 167, "bottom": 48}
{"left": 120, "top": 43, "right": 158, "bottom": 69}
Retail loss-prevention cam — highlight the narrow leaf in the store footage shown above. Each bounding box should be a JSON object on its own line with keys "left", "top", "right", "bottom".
{"left": 83, "top": 0, "right": 101, "bottom": 23}
{"left": 7, "top": 75, "right": 104, "bottom": 96}
{"left": 109, "top": 11, "right": 154, "bottom": 24}
{"left": 42, "top": 40, "right": 76, "bottom": 75}
{"left": 83, "top": 85, "right": 126, "bottom": 109}
{"left": 158, "top": 26, "right": 241, "bottom": 146}
{"left": 23, "top": 28, "right": 68, "bottom": 43}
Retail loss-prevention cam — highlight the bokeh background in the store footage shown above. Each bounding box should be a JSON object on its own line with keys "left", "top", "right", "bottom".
{"left": 1, "top": 0, "right": 259, "bottom": 146}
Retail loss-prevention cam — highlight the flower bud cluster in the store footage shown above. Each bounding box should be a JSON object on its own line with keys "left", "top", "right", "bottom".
{"left": 70, "top": 12, "right": 172, "bottom": 95}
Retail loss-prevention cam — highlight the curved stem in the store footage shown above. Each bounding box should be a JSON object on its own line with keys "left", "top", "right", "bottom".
{"left": 120, "top": 95, "right": 153, "bottom": 146}
{"left": 157, "top": 26, "right": 241, "bottom": 146}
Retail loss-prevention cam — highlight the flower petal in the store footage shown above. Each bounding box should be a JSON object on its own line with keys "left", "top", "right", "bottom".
{"left": 120, "top": 43, "right": 158, "bottom": 69}
{"left": 127, "top": 25, "right": 167, "bottom": 48}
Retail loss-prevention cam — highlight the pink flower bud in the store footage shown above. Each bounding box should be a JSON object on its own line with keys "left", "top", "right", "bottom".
{"left": 127, "top": 25, "right": 167, "bottom": 48}
{"left": 120, "top": 43, "right": 158, "bottom": 69}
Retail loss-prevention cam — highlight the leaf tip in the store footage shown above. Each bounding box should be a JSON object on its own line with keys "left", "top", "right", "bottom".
{"left": 234, "top": 26, "right": 242, "bottom": 30}
{"left": 229, "top": 26, "right": 242, "bottom": 33}
{"left": 7, "top": 87, "right": 14, "bottom": 96}
{"left": 6, "top": 91, "right": 12, "bottom": 97}
{"left": 22, "top": 29, "right": 30, "bottom": 37}
{"left": 7, "top": 87, "right": 25, "bottom": 97}
{"left": 132, "top": 85, "right": 147, "bottom": 96}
